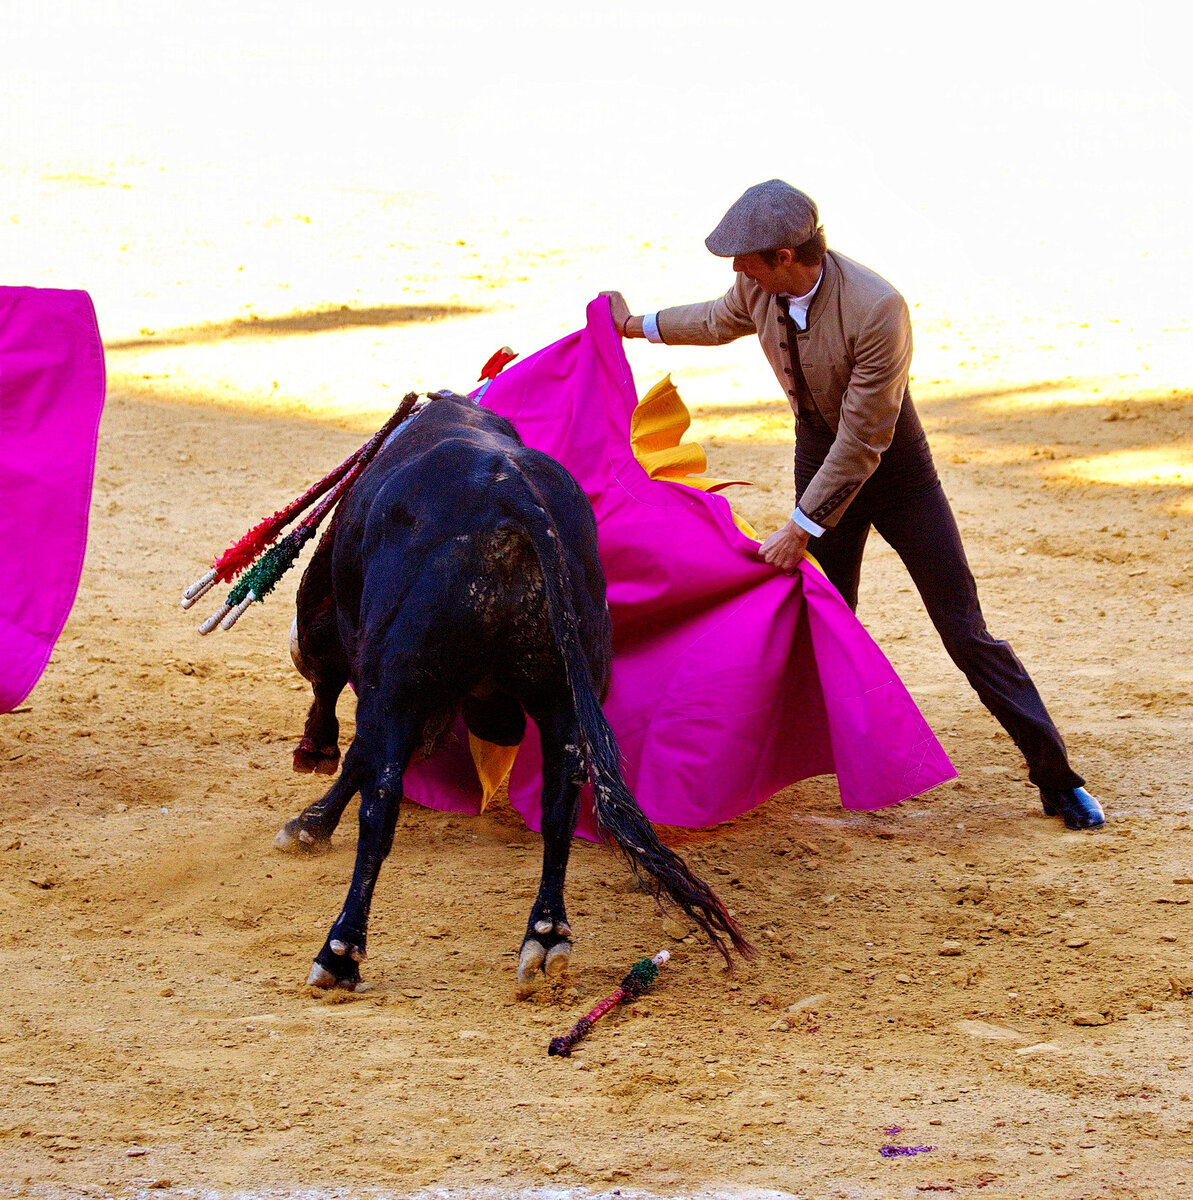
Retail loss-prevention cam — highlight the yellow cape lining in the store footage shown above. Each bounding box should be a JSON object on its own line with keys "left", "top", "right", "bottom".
{"left": 630, "top": 375, "right": 759, "bottom": 539}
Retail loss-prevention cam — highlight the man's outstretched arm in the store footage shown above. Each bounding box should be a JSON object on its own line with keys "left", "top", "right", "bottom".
{"left": 601, "top": 285, "right": 755, "bottom": 346}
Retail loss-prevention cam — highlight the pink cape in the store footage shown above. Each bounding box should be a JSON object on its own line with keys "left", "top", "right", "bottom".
{"left": 0, "top": 288, "right": 106, "bottom": 713}
{"left": 406, "top": 297, "right": 954, "bottom": 835}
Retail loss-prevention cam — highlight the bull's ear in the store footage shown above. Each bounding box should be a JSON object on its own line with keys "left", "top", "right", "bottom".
{"left": 427, "top": 388, "right": 469, "bottom": 404}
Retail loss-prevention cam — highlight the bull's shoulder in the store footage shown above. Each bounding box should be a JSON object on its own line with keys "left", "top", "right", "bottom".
{"left": 417, "top": 397, "right": 524, "bottom": 445}
{"left": 507, "top": 444, "right": 584, "bottom": 498}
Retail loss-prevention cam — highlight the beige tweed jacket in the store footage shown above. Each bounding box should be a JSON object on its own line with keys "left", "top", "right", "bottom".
{"left": 654, "top": 249, "right": 913, "bottom": 529}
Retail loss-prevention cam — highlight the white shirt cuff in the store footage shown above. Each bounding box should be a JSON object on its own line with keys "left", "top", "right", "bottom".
{"left": 642, "top": 311, "right": 664, "bottom": 343}
{"left": 791, "top": 506, "right": 824, "bottom": 537}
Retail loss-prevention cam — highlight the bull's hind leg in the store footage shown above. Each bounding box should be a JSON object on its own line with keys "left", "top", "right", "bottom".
{"left": 307, "top": 755, "right": 406, "bottom": 991}
{"left": 275, "top": 747, "right": 362, "bottom": 853}
{"left": 294, "top": 676, "right": 348, "bottom": 775}
{"left": 517, "top": 708, "right": 586, "bottom": 995}
{"left": 292, "top": 523, "right": 349, "bottom": 774}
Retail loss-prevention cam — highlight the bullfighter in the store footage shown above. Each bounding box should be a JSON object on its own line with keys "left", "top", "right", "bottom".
{"left": 603, "top": 179, "right": 1105, "bottom": 831}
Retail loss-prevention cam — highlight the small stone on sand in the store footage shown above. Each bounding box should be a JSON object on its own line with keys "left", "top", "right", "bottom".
{"left": 1072, "top": 1011, "right": 1110, "bottom": 1026}
{"left": 786, "top": 993, "right": 829, "bottom": 1013}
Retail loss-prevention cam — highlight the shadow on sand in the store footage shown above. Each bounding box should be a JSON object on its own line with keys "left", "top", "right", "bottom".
{"left": 105, "top": 302, "right": 489, "bottom": 352}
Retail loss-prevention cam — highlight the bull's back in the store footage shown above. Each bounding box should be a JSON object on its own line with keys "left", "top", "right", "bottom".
{"left": 340, "top": 399, "right": 595, "bottom": 584}
{"left": 329, "top": 397, "right": 608, "bottom": 692}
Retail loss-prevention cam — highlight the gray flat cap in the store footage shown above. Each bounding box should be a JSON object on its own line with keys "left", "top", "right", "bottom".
{"left": 705, "top": 180, "right": 819, "bottom": 257}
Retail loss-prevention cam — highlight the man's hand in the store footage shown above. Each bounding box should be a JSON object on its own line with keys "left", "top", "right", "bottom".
{"left": 758, "top": 520, "right": 811, "bottom": 573}
{"left": 600, "top": 290, "right": 632, "bottom": 336}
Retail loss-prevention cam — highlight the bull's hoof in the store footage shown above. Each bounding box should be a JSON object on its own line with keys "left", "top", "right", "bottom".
{"left": 305, "top": 961, "right": 369, "bottom": 992}
{"left": 308, "top": 932, "right": 366, "bottom": 991}
{"left": 544, "top": 940, "right": 572, "bottom": 978}
{"left": 274, "top": 818, "right": 332, "bottom": 854}
{"left": 306, "top": 961, "right": 339, "bottom": 988}
{"left": 516, "top": 918, "right": 573, "bottom": 997}
{"left": 293, "top": 739, "right": 340, "bottom": 775}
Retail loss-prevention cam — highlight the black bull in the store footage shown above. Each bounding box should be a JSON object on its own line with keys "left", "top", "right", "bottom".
{"left": 276, "top": 395, "right": 750, "bottom": 991}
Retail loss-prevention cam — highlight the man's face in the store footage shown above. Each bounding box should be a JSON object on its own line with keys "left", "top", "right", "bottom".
{"left": 731, "top": 251, "right": 788, "bottom": 294}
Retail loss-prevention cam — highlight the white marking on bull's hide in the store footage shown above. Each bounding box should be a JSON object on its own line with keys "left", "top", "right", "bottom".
{"left": 289, "top": 616, "right": 313, "bottom": 680}
{"left": 493, "top": 472, "right": 510, "bottom": 482}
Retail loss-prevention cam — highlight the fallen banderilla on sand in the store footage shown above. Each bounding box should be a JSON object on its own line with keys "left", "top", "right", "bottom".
{"left": 547, "top": 951, "right": 670, "bottom": 1057}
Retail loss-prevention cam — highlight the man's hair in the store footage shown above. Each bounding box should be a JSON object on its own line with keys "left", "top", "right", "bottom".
{"left": 759, "top": 226, "right": 827, "bottom": 268}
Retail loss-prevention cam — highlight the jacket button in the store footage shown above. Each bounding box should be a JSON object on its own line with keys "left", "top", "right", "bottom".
{"left": 788, "top": 389, "right": 796, "bottom": 397}
{"left": 779, "top": 342, "right": 788, "bottom": 350}
{"left": 783, "top": 368, "right": 792, "bottom": 375}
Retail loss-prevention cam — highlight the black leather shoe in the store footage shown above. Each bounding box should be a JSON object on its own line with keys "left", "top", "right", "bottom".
{"left": 1040, "top": 786, "right": 1105, "bottom": 830}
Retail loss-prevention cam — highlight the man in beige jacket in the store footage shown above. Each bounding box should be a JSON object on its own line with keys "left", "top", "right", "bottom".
{"left": 604, "top": 179, "right": 1104, "bottom": 831}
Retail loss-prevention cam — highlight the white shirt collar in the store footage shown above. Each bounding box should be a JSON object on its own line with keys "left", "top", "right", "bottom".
{"left": 781, "top": 267, "right": 824, "bottom": 331}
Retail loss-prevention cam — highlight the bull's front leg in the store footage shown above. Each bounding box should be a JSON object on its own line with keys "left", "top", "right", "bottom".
{"left": 275, "top": 745, "right": 362, "bottom": 853}
{"left": 306, "top": 765, "right": 403, "bottom": 991}
{"left": 517, "top": 709, "right": 585, "bottom": 995}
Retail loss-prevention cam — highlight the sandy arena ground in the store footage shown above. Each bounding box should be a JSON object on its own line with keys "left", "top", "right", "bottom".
{"left": 3, "top": 15, "right": 1193, "bottom": 1195}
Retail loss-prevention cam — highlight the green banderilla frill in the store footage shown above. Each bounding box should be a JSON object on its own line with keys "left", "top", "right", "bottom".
{"left": 227, "top": 526, "right": 313, "bottom": 608}
{"left": 622, "top": 955, "right": 661, "bottom": 993}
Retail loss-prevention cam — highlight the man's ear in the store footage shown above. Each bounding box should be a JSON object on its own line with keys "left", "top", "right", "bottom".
{"left": 775, "top": 247, "right": 795, "bottom": 267}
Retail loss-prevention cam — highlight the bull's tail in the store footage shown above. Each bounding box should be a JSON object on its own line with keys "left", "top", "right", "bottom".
{"left": 500, "top": 473, "right": 754, "bottom": 969}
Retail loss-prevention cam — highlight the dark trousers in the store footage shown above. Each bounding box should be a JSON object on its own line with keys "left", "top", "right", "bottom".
{"left": 797, "top": 429, "right": 1083, "bottom": 792}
